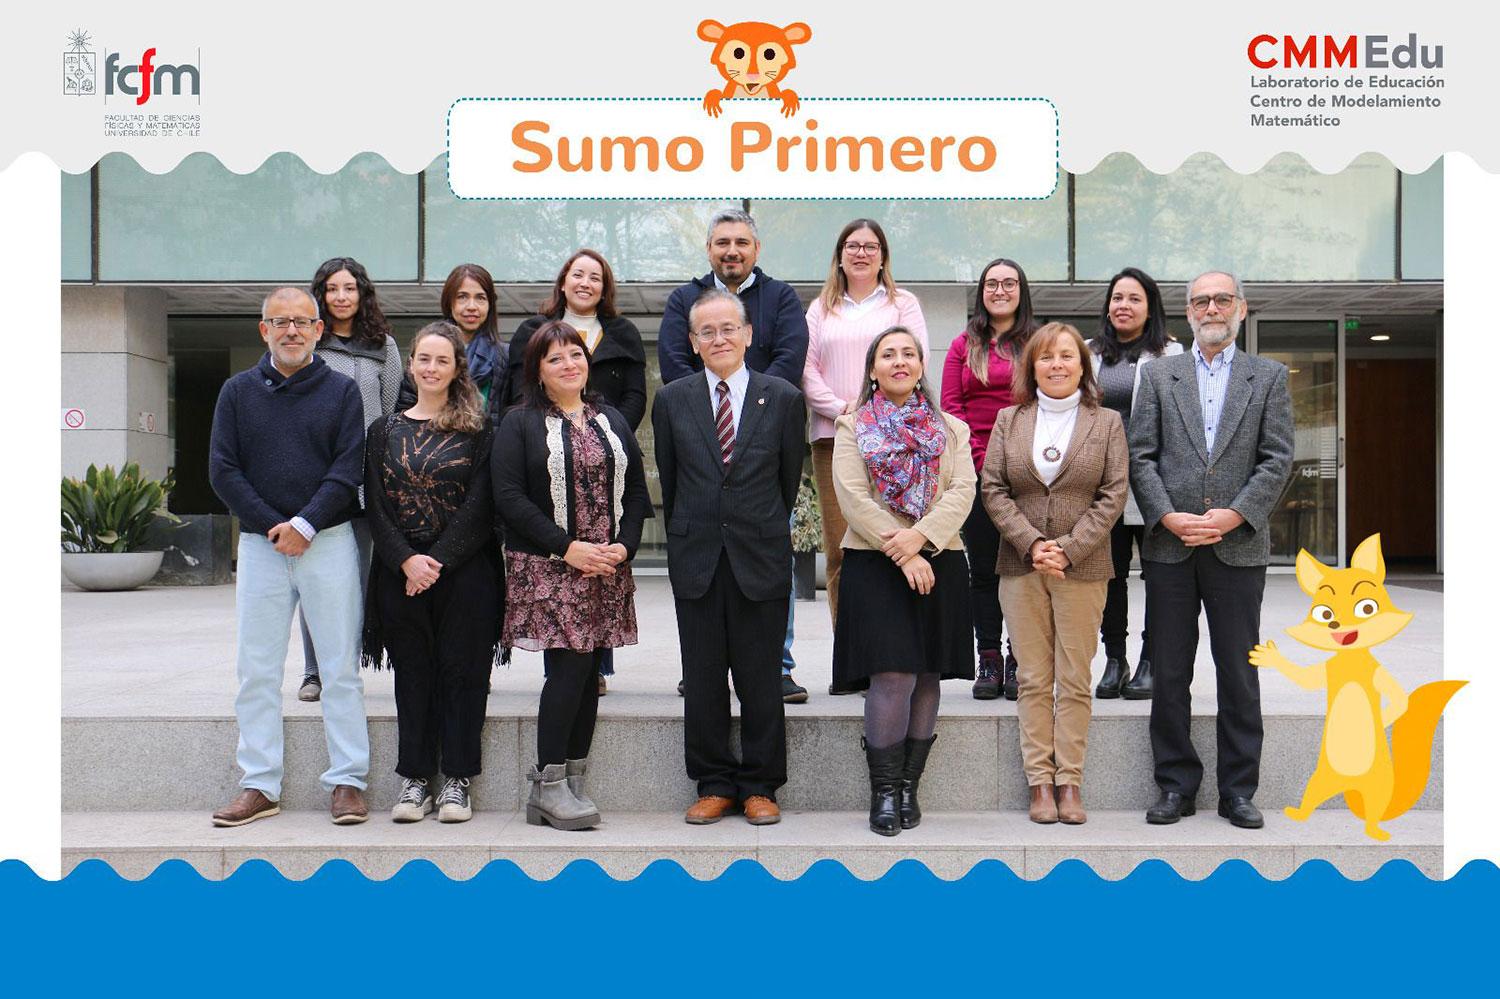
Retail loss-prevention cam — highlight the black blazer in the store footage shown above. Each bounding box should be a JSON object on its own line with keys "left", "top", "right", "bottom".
{"left": 491, "top": 403, "right": 653, "bottom": 560}
{"left": 502, "top": 315, "right": 648, "bottom": 431}
{"left": 650, "top": 368, "right": 804, "bottom": 602}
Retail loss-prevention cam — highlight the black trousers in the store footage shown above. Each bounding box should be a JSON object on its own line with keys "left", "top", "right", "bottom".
{"left": 377, "top": 550, "right": 499, "bottom": 779}
{"left": 1102, "top": 522, "right": 1151, "bottom": 660}
{"left": 537, "top": 648, "right": 603, "bottom": 766}
{"left": 1145, "top": 549, "right": 1266, "bottom": 800}
{"left": 960, "top": 492, "right": 1005, "bottom": 654}
{"left": 676, "top": 551, "right": 788, "bottom": 800}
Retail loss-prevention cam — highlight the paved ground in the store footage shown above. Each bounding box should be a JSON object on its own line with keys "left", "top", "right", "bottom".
{"left": 63, "top": 574, "right": 1443, "bottom": 719}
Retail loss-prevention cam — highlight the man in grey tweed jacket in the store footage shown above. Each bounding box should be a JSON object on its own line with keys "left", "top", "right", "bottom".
{"left": 1128, "top": 271, "right": 1294, "bottom": 830}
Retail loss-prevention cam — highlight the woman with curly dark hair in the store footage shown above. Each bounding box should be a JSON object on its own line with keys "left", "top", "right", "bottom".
{"left": 296, "top": 256, "right": 404, "bottom": 703}
{"left": 492, "top": 321, "right": 652, "bottom": 830}
{"left": 361, "top": 322, "right": 502, "bottom": 824}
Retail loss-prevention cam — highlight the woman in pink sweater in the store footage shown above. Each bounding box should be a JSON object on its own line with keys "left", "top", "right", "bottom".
{"left": 804, "top": 218, "right": 928, "bottom": 649}
{"left": 940, "top": 258, "right": 1039, "bottom": 700}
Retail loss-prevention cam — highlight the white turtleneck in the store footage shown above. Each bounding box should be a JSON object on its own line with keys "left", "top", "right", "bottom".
{"left": 1033, "top": 389, "right": 1082, "bottom": 486}
{"left": 564, "top": 308, "right": 604, "bottom": 353}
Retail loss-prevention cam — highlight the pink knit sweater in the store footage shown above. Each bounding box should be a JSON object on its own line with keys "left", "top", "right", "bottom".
{"left": 802, "top": 289, "right": 929, "bottom": 441}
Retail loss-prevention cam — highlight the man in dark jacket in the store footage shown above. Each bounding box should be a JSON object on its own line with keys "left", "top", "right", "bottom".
{"left": 658, "top": 209, "right": 811, "bottom": 702}
{"left": 653, "top": 289, "right": 806, "bottom": 825}
{"left": 207, "top": 288, "right": 371, "bottom": 828}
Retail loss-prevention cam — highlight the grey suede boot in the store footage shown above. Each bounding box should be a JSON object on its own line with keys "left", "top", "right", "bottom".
{"left": 525, "top": 763, "right": 600, "bottom": 831}
{"left": 565, "top": 758, "right": 597, "bottom": 813}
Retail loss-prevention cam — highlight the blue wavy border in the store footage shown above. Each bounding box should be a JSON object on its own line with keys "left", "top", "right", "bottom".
{"left": 3, "top": 859, "right": 1495, "bottom": 990}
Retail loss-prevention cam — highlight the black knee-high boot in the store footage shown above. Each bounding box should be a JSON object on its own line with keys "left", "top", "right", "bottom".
{"left": 864, "top": 738, "right": 905, "bottom": 837}
{"left": 900, "top": 734, "right": 937, "bottom": 829}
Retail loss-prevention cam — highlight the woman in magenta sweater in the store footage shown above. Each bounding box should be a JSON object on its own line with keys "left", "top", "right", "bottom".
{"left": 803, "top": 219, "right": 928, "bottom": 652}
{"left": 941, "top": 258, "right": 1039, "bottom": 699}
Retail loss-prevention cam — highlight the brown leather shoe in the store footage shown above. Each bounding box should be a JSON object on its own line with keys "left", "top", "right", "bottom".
{"left": 742, "top": 795, "right": 781, "bottom": 826}
{"left": 684, "top": 795, "right": 737, "bottom": 824}
{"left": 1056, "top": 784, "right": 1087, "bottom": 825}
{"left": 1028, "top": 784, "right": 1059, "bottom": 824}
{"left": 211, "top": 789, "right": 279, "bottom": 828}
{"left": 331, "top": 785, "right": 369, "bottom": 825}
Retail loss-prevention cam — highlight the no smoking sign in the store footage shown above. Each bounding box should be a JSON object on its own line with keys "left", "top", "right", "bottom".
{"left": 61, "top": 408, "right": 86, "bottom": 430}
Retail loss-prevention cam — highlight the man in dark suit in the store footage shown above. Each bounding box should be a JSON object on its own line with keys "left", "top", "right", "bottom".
{"left": 652, "top": 288, "right": 806, "bottom": 825}
{"left": 658, "top": 208, "right": 811, "bottom": 703}
{"left": 1128, "top": 271, "right": 1295, "bottom": 829}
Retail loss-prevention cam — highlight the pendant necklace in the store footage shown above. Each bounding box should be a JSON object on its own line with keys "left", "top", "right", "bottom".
{"left": 1038, "top": 406, "right": 1070, "bottom": 464}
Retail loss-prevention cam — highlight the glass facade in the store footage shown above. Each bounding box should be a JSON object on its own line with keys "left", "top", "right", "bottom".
{"left": 61, "top": 170, "right": 91, "bottom": 281}
{"left": 93, "top": 152, "right": 418, "bottom": 281}
{"left": 1401, "top": 161, "right": 1444, "bottom": 280}
{"left": 1075, "top": 152, "right": 1399, "bottom": 282}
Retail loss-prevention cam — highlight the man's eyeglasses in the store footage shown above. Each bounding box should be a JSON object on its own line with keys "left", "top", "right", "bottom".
{"left": 694, "top": 324, "right": 745, "bottom": 343}
{"left": 1189, "top": 294, "right": 1238, "bottom": 313}
{"left": 263, "top": 317, "right": 318, "bottom": 330}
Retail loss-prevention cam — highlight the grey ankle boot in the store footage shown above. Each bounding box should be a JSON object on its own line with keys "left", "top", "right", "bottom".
{"left": 525, "top": 763, "right": 600, "bottom": 830}
{"left": 565, "top": 758, "right": 597, "bottom": 813}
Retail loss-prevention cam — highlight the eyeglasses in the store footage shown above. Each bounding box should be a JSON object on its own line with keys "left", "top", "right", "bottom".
{"left": 263, "top": 316, "right": 318, "bottom": 330}
{"left": 1189, "top": 293, "right": 1239, "bottom": 313}
{"left": 694, "top": 323, "right": 745, "bottom": 343}
{"left": 983, "top": 278, "right": 1020, "bottom": 293}
{"left": 842, "top": 241, "right": 882, "bottom": 257}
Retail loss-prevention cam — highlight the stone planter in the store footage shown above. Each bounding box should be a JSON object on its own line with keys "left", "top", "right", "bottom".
{"left": 61, "top": 551, "right": 165, "bottom": 592}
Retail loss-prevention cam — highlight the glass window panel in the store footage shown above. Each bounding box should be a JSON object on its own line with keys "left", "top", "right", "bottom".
{"left": 62, "top": 170, "right": 92, "bottom": 281}
{"left": 425, "top": 155, "right": 733, "bottom": 283}
{"left": 748, "top": 195, "right": 1069, "bottom": 283}
{"left": 97, "top": 152, "right": 418, "bottom": 281}
{"left": 1257, "top": 320, "right": 1340, "bottom": 567}
{"left": 1400, "top": 160, "right": 1443, "bottom": 280}
{"left": 1076, "top": 153, "right": 1397, "bottom": 281}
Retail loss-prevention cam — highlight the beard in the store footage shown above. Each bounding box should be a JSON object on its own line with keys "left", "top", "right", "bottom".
{"left": 1191, "top": 313, "right": 1241, "bottom": 348}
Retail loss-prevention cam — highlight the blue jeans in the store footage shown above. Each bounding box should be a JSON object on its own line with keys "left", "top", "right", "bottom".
{"left": 782, "top": 514, "right": 797, "bottom": 674}
{"left": 235, "top": 522, "right": 369, "bottom": 799}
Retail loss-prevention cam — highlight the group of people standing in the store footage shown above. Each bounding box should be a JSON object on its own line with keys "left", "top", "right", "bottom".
{"left": 205, "top": 207, "right": 1293, "bottom": 840}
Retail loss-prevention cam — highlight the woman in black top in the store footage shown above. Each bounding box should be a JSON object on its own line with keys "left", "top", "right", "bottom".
{"left": 500, "top": 249, "right": 648, "bottom": 695}
{"left": 361, "top": 322, "right": 502, "bottom": 825}
{"left": 492, "top": 321, "right": 652, "bottom": 830}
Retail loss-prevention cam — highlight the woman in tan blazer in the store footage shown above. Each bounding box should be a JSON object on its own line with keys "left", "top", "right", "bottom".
{"left": 981, "top": 322, "right": 1127, "bottom": 825}
{"left": 831, "top": 326, "right": 976, "bottom": 837}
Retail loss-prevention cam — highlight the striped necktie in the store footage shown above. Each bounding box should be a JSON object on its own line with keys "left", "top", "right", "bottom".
{"left": 715, "top": 380, "right": 735, "bottom": 466}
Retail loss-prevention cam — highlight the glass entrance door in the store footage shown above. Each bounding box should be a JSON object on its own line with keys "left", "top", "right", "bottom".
{"left": 1250, "top": 316, "right": 1345, "bottom": 567}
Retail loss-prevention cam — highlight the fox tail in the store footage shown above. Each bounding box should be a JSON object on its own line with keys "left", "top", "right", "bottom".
{"left": 1346, "top": 679, "right": 1466, "bottom": 821}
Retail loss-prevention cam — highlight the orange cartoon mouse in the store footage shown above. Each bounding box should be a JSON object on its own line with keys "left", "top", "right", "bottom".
{"left": 697, "top": 19, "right": 812, "bottom": 118}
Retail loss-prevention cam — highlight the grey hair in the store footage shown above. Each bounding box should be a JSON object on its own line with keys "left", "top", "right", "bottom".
{"left": 261, "top": 286, "right": 317, "bottom": 317}
{"left": 1185, "top": 271, "right": 1246, "bottom": 306}
{"left": 687, "top": 287, "right": 749, "bottom": 330}
{"left": 707, "top": 207, "right": 759, "bottom": 242}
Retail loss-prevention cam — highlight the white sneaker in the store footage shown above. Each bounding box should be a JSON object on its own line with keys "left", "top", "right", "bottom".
{"left": 437, "top": 776, "right": 472, "bottom": 823}
{"left": 391, "top": 777, "right": 433, "bottom": 823}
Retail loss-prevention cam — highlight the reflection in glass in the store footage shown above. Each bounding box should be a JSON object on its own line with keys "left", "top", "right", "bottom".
{"left": 1257, "top": 320, "right": 1340, "bottom": 566}
{"left": 1075, "top": 153, "right": 1397, "bottom": 281}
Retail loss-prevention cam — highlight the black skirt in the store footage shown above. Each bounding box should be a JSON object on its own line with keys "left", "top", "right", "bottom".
{"left": 831, "top": 548, "right": 976, "bottom": 692}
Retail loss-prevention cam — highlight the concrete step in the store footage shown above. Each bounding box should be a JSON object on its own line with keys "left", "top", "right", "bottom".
{"left": 61, "top": 808, "right": 1442, "bottom": 881}
{"left": 63, "top": 711, "right": 1444, "bottom": 814}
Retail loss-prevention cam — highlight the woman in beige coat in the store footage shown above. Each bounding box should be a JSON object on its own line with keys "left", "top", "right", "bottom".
{"left": 981, "top": 322, "right": 1127, "bottom": 825}
{"left": 831, "top": 326, "right": 976, "bottom": 836}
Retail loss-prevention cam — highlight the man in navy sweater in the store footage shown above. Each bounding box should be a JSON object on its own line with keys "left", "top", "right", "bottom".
{"left": 657, "top": 209, "right": 812, "bottom": 703}
{"left": 208, "top": 287, "right": 371, "bottom": 827}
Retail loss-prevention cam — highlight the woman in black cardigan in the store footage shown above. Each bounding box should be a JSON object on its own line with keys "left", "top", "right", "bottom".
{"left": 498, "top": 248, "right": 648, "bottom": 696}
{"left": 499, "top": 248, "right": 647, "bottom": 430}
{"left": 492, "top": 321, "right": 652, "bottom": 830}
{"left": 361, "top": 322, "right": 503, "bottom": 824}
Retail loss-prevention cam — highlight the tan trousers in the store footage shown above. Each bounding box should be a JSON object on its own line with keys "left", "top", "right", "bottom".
{"left": 811, "top": 439, "right": 849, "bottom": 627}
{"left": 999, "top": 572, "right": 1107, "bottom": 787}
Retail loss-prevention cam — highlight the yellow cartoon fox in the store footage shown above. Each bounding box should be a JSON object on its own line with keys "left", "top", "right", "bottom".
{"left": 1249, "top": 534, "right": 1462, "bottom": 841}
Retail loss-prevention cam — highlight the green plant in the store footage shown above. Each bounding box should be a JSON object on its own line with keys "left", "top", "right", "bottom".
{"left": 791, "top": 469, "right": 823, "bottom": 552}
{"left": 61, "top": 463, "right": 180, "bottom": 553}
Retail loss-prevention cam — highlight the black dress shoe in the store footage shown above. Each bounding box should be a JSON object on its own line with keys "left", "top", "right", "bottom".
{"left": 1095, "top": 657, "right": 1129, "bottom": 699}
{"left": 1121, "top": 657, "right": 1154, "bottom": 700}
{"left": 1218, "top": 796, "right": 1264, "bottom": 829}
{"left": 1145, "top": 791, "right": 1197, "bottom": 825}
